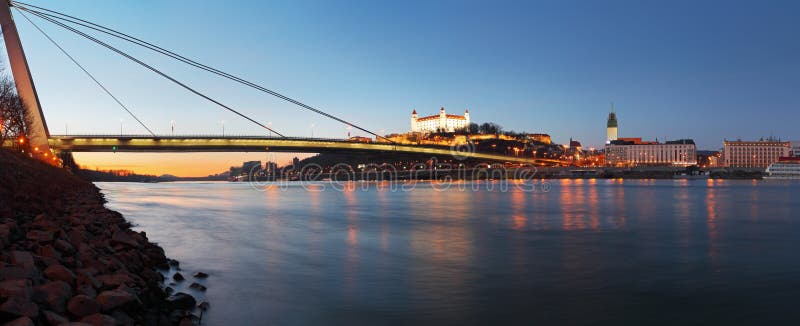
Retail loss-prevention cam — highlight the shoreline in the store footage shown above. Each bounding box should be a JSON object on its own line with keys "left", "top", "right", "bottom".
{"left": 0, "top": 150, "right": 204, "bottom": 325}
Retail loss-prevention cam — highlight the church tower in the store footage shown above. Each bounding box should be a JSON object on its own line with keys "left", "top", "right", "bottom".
{"left": 606, "top": 104, "right": 618, "bottom": 143}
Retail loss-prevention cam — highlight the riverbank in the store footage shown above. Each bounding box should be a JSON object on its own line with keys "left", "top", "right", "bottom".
{"left": 0, "top": 150, "right": 201, "bottom": 325}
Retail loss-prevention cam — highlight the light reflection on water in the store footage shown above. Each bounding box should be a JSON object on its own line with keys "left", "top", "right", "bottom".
{"left": 97, "top": 180, "right": 800, "bottom": 325}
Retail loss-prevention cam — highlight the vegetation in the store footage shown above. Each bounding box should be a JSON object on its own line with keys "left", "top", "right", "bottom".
{"left": 0, "top": 71, "right": 30, "bottom": 152}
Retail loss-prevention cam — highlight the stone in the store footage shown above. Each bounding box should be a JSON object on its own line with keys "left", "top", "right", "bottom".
{"left": 26, "top": 230, "right": 54, "bottom": 243}
{"left": 95, "top": 273, "right": 131, "bottom": 288}
{"left": 44, "top": 264, "right": 76, "bottom": 284}
{"left": 0, "top": 279, "right": 32, "bottom": 299}
{"left": 3, "top": 316, "right": 34, "bottom": 326}
{"left": 166, "top": 292, "right": 196, "bottom": 310}
{"left": 198, "top": 301, "right": 210, "bottom": 311}
{"left": 189, "top": 283, "right": 207, "bottom": 291}
{"left": 193, "top": 272, "right": 209, "bottom": 279}
{"left": 0, "top": 296, "right": 39, "bottom": 317}
{"left": 110, "top": 309, "right": 135, "bottom": 326}
{"left": 10, "top": 251, "right": 35, "bottom": 270}
{"left": 67, "top": 294, "right": 102, "bottom": 318}
{"left": 43, "top": 310, "right": 70, "bottom": 325}
{"left": 111, "top": 231, "right": 139, "bottom": 248}
{"left": 33, "top": 281, "right": 73, "bottom": 313}
{"left": 0, "top": 266, "right": 32, "bottom": 280}
{"left": 96, "top": 290, "right": 137, "bottom": 311}
{"left": 54, "top": 239, "right": 76, "bottom": 254}
{"left": 172, "top": 272, "right": 185, "bottom": 282}
{"left": 80, "top": 313, "right": 117, "bottom": 326}
{"left": 77, "top": 284, "right": 97, "bottom": 298}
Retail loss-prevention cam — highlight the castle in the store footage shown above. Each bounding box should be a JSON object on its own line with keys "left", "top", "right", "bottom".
{"left": 410, "top": 107, "right": 470, "bottom": 133}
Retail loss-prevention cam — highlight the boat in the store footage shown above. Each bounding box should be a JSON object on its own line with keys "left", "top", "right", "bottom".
{"left": 764, "top": 157, "right": 800, "bottom": 180}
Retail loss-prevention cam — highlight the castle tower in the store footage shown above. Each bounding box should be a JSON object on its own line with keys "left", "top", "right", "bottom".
{"left": 410, "top": 109, "right": 418, "bottom": 132}
{"left": 464, "top": 109, "right": 470, "bottom": 125}
{"left": 439, "top": 107, "right": 447, "bottom": 132}
{"left": 606, "top": 103, "right": 618, "bottom": 143}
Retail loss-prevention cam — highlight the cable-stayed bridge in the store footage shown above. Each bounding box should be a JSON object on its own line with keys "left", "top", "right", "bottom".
{"left": 1, "top": 1, "right": 566, "bottom": 166}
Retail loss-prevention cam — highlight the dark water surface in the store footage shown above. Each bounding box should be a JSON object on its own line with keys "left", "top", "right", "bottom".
{"left": 96, "top": 180, "right": 800, "bottom": 325}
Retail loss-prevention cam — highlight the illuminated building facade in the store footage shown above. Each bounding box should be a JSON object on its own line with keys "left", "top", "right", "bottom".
{"left": 411, "top": 107, "right": 470, "bottom": 133}
{"left": 606, "top": 107, "right": 618, "bottom": 143}
{"left": 605, "top": 138, "right": 697, "bottom": 167}
{"left": 723, "top": 139, "right": 790, "bottom": 168}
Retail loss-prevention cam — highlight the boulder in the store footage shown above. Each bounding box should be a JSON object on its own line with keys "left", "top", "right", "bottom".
{"left": 166, "top": 292, "right": 196, "bottom": 310}
{"left": 189, "top": 283, "right": 206, "bottom": 291}
{"left": 10, "top": 251, "right": 35, "bottom": 270}
{"left": 67, "top": 294, "right": 102, "bottom": 318}
{"left": 26, "top": 230, "right": 54, "bottom": 243}
{"left": 111, "top": 232, "right": 139, "bottom": 248}
{"left": 0, "top": 279, "right": 32, "bottom": 299}
{"left": 0, "top": 296, "right": 39, "bottom": 318}
{"left": 44, "top": 264, "right": 76, "bottom": 284}
{"left": 80, "top": 313, "right": 117, "bottom": 326}
{"left": 172, "top": 273, "right": 185, "bottom": 282}
{"left": 193, "top": 272, "right": 209, "bottom": 279}
{"left": 43, "top": 310, "right": 70, "bottom": 325}
{"left": 3, "top": 316, "right": 34, "bottom": 326}
{"left": 54, "top": 239, "right": 76, "bottom": 255}
{"left": 96, "top": 290, "right": 137, "bottom": 311}
{"left": 33, "top": 281, "right": 73, "bottom": 313}
{"left": 95, "top": 273, "right": 131, "bottom": 288}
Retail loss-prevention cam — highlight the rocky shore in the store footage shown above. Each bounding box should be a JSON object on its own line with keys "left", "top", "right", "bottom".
{"left": 0, "top": 150, "right": 203, "bottom": 325}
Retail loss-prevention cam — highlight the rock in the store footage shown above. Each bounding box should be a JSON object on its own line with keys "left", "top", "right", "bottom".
{"left": 10, "top": 251, "right": 35, "bottom": 270}
{"left": 168, "top": 259, "right": 180, "bottom": 268}
{"left": 43, "top": 310, "right": 70, "bottom": 325}
{"left": 178, "top": 315, "right": 200, "bottom": 326}
{"left": 54, "top": 239, "right": 76, "bottom": 254}
{"left": 3, "top": 316, "right": 34, "bottom": 326}
{"left": 110, "top": 309, "right": 135, "bottom": 326}
{"left": 0, "top": 279, "right": 32, "bottom": 299}
{"left": 172, "top": 272, "right": 185, "bottom": 282}
{"left": 76, "top": 284, "right": 97, "bottom": 298}
{"left": 95, "top": 273, "right": 131, "bottom": 288}
{"left": 164, "top": 286, "right": 174, "bottom": 295}
{"left": 111, "top": 231, "right": 139, "bottom": 248}
{"left": 188, "top": 283, "right": 207, "bottom": 291}
{"left": 96, "top": 290, "right": 137, "bottom": 311}
{"left": 193, "top": 272, "right": 209, "bottom": 279}
{"left": 0, "top": 266, "right": 33, "bottom": 281}
{"left": 26, "top": 230, "right": 54, "bottom": 243}
{"left": 0, "top": 296, "right": 39, "bottom": 318}
{"left": 166, "top": 292, "right": 196, "bottom": 310}
{"left": 44, "top": 264, "right": 76, "bottom": 284}
{"left": 33, "top": 281, "right": 72, "bottom": 313}
{"left": 67, "top": 295, "right": 101, "bottom": 318}
{"left": 80, "top": 313, "right": 117, "bottom": 326}
{"left": 198, "top": 301, "right": 210, "bottom": 311}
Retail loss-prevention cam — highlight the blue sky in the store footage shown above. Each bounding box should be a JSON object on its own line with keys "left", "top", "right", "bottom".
{"left": 6, "top": 0, "right": 800, "bottom": 154}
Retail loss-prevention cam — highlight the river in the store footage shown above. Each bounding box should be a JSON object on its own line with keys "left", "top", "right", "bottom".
{"left": 97, "top": 179, "right": 800, "bottom": 325}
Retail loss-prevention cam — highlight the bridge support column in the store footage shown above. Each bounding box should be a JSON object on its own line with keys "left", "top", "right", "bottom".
{"left": 0, "top": 2, "right": 50, "bottom": 152}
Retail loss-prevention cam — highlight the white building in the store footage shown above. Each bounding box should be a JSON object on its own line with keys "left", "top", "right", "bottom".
{"left": 606, "top": 107, "right": 618, "bottom": 143}
{"left": 605, "top": 138, "right": 697, "bottom": 167}
{"left": 792, "top": 141, "right": 800, "bottom": 157}
{"left": 411, "top": 107, "right": 470, "bottom": 133}
{"left": 723, "top": 139, "right": 791, "bottom": 168}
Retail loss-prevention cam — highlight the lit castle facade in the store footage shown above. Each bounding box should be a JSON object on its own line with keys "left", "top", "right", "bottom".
{"left": 411, "top": 107, "right": 470, "bottom": 133}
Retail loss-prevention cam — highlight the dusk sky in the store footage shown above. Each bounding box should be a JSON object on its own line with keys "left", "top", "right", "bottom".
{"left": 4, "top": 0, "right": 799, "bottom": 176}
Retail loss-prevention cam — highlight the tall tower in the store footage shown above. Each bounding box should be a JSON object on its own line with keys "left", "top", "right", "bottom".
{"left": 464, "top": 109, "right": 470, "bottom": 125}
{"left": 410, "top": 109, "right": 418, "bottom": 132}
{"left": 438, "top": 107, "right": 446, "bottom": 132}
{"left": 606, "top": 103, "right": 618, "bottom": 143}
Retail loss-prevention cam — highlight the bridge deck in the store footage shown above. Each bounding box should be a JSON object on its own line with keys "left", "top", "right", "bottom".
{"left": 44, "top": 135, "right": 563, "bottom": 165}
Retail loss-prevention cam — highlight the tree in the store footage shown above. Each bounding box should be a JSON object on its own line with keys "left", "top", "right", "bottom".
{"left": 479, "top": 122, "right": 502, "bottom": 134}
{"left": 0, "top": 73, "right": 30, "bottom": 152}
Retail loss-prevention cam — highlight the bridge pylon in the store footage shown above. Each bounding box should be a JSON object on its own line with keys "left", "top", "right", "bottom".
{"left": 0, "top": 2, "right": 50, "bottom": 153}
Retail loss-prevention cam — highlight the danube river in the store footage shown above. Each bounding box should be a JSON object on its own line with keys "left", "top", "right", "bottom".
{"left": 97, "top": 180, "right": 800, "bottom": 325}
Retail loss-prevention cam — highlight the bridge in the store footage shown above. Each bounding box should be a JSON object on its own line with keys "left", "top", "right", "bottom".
{"left": 0, "top": 1, "right": 567, "bottom": 166}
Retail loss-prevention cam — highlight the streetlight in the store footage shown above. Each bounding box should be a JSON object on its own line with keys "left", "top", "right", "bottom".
{"left": 120, "top": 119, "right": 123, "bottom": 136}
{"left": 346, "top": 125, "right": 352, "bottom": 138}
{"left": 267, "top": 121, "right": 273, "bottom": 137}
{"left": 221, "top": 120, "right": 225, "bottom": 137}
{"left": 310, "top": 123, "right": 315, "bottom": 138}
{"left": 170, "top": 120, "right": 175, "bottom": 136}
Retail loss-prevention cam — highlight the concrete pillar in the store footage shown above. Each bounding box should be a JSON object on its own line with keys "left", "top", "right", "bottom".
{"left": 0, "top": 2, "right": 50, "bottom": 152}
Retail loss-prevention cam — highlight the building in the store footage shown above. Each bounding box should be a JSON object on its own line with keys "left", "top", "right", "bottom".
{"left": 697, "top": 151, "right": 722, "bottom": 167}
{"left": 606, "top": 106, "right": 618, "bottom": 143}
{"left": 241, "top": 161, "right": 262, "bottom": 175}
{"left": 723, "top": 139, "right": 790, "bottom": 168}
{"left": 792, "top": 141, "right": 800, "bottom": 157}
{"left": 605, "top": 138, "right": 697, "bottom": 167}
{"left": 411, "top": 107, "right": 470, "bottom": 133}
{"left": 528, "top": 133, "right": 552, "bottom": 144}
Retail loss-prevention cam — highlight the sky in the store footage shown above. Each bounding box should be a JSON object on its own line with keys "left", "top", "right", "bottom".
{"left": 2, "top": 0, "right": 798, "bottom": 176}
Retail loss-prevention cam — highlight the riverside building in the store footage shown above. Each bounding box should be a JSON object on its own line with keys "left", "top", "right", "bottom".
{"left": 605, "top": 138, "right": 697, "bottom": 167}
{"left": 606, "top": 106, "right": 618, "bottom": 143}
{"left": 411, "top": 107, "right": 470, "bottom": 133}
{"left": 723, "top": 139, "right": 791, "bottom": 168}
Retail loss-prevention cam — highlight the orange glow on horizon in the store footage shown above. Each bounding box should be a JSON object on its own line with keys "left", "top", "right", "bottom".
{"left": 73, "top": 152, "right": 312, "bottom": 177}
